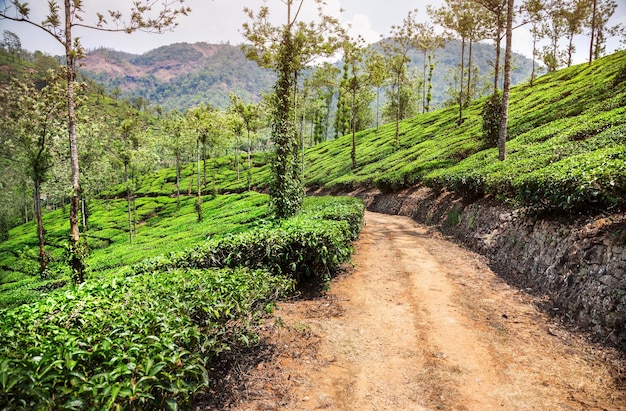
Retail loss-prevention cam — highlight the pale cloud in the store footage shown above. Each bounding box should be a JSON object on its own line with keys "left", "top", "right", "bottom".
{"left": 346, "top": 14, "right": 381, "bottom": 44}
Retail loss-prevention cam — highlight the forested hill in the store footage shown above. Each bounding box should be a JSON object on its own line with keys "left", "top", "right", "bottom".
{"left": 79, "top": 42, "right": 275, "bottom": 111}
{"left": 79, "top": 40, "right": 536, "bottom": 111}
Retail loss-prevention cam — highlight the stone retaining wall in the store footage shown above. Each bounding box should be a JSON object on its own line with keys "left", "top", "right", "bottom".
{"left": 351, "top": 186, "right": 626, "bottom": 349}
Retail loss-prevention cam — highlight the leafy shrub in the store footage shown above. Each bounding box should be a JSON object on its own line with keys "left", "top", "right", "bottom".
{"left": 481, "top": 92, "right": 501, "bottom": 148}
{"left": 134, "top": 196, "right": 365, "bottom": 284}
{"left": 516, "top": 145, "right": 626, "bottom": 212}
{"left": 0, "top": 268, "right": 294, "bottom": 410}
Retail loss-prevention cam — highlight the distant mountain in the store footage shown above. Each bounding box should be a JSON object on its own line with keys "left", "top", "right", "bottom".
{"left": 79, "top": 42, "right": 275, "bottom": 111}
{"left": 79, "top": 40, "right": 538, "bottom": 112}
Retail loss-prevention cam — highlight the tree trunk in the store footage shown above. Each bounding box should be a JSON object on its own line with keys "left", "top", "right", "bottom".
{"left": 375, "top": 86, "right": 381, "bottom": 130}
{"left": 567, "top": 34, "right": 574, "bottom": 67}
{"left": 493, "top": 19, "right": 502, "bottom": 94}
{"left": 459, "top": 37, "right": 466, "bottom": 125}
{"left": 202, "top": 141, "right": 207, "bottom": 186}
{"left": 65, "top": 0, "right": 84, "bottom": 284}
{"left": 125, "top": 163, "right": 133, "bottom": 245}
{"left": 34, "top": 178, "right": 47, "bottom": 275}
{"left": 426, "top": 54, "right": 434, "bottom": 112}
{"left": 81, "top": 197, "right": 87, "bottom": 230}
{"left": 351, "top": 81, "right": 357, "bottom": 169}
{"left": 269, "top": 27, "right": 302, "bottom": 218}
{"left": 175, "top": 152, "right": 181, "bottom": 209}
{"left": 589, "top": 0, "right": 597, "bottom": 65}
{"left": 196, "top": 138, "right": 202, "bottom": 222}
{"left": 247, "top": 129, "right": 252, "bottom": 191}
{"left": 531, "top": 36, "right": 537, "bottom": 86}
{"left": 422, "top": 50, "right": 428, "bottom": 114}
{"left": 498, "top": 0, "right": 514, "bottom": 162}
{"left": 467, "top": 38, "right": 473, "bottom": 106}
{"left": 234, "top": 136, "right": 240, "bottom": 181}
{"left": 395, "top": 69, "right": 401, "bottom": 145}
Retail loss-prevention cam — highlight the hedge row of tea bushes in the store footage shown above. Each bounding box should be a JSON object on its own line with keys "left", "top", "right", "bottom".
{"left": 0, "top": 193, "right": 272, "bottom": 308}
{"left": 0, "top": 268, "right": 293, "bottom": 410}
{"left": 0, "top": 196, "right": 365, "bottom": 410}
{"left": 133, "top": 196, "right": 365, "bottom": 283}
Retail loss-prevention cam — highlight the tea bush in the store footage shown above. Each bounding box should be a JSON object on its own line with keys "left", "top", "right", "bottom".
{"left": 0, "top": 268, "right": 294, "bottom": 410}
{"left": 134, "top": 196, "right": 365, "bottom": 283}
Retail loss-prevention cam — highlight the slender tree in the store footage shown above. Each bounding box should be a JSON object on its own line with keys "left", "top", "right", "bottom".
{"left": 0, "top": 0, "right": 190, "bottom": 283}
{"left": 339, "top": 35, "right": 368, "bottom": 169}
{"left": 0, "top": 69, "right": 65, "bottom": 275}
{"left": 311, "top": 62, "right": 341, "bottom": 140}
{"left": 541, "top": 1, "right": 568, "bottom": 72}
{"left": 382, "top": 8, "right": 422, "bottom": 144}
{"left": 334, "top": 62, "right": 352, "bottom": 138}
{"left": 521, "top": 0, "right": 545, "bottom": 85}
{"left": 472, "top": 0, "right": 507, "bottom": 94}
{"left": 365, "top": 49, "right": 388, "bottom": 129}
{"left": 562, "top": 0, "right": 592, "bottom": 67}
{"left": 587, "top": 0, "right": 622, "bottom": 64}
{"left": 112, "top": 119, "right": 140, "bottom": 244}
{"left": 242, "top": 0, "right": 343, "bottom": 218}
{"left": 162, "top": 112, "right": 191, "bottom": 209}
{"left": 228, "top": 95, "right": 262, "bottom": 191}
{"left": 499, "top": 0, "right": 515, "bottom": 161}
{"left": 429, "top": 0, "right": 476, "bottom": 124}
{"left": 185, "top": 105, "right": 215, "bottom": 220}
{"left": 413, "top": 23, "right": 447, "bottom": 113}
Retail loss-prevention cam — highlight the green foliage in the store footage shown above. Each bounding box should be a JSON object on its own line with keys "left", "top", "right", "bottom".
{"left": 0, "top": 267, "right": 294, "bottom": 410}
{"left": 133, "top": 196, "right": 365, "bottom": 284}
{"left": 0, "top": 193, "right": 273, "bottom": 307}
{"left": 0, "top": 191, "right": 363, "bottom": 408}
{"left": 481, "top": 92, "right": 502, "bottom": 148}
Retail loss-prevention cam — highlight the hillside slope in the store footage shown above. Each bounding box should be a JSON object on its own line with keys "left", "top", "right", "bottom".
{"left": 304, "top": 50, "right": 626, "bottom": 214}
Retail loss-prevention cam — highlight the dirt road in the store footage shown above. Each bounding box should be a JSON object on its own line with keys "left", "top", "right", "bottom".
{"left": 225, "top": 211, "right": 626, "bottom": 410}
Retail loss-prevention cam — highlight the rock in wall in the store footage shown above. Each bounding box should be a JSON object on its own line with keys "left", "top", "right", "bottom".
{"left": 351, "top": 186, "right": 626, "bottom": 350}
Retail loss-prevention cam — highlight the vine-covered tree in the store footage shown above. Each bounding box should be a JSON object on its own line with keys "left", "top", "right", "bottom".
{"left": 413, "top": 23, "right": 446, "bottom": 113}
{"left": 334, "top": 62, "right": 352, "bottom": 139}
{"left": 0, "top": 0, "right": 190, "bottom": 283}
{"left": 242, "top": 0, "right": 343, "bottom": 218}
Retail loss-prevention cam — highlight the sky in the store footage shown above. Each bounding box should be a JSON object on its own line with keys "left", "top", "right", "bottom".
{"left": 1, "top": 0, "right": 625, "bottom": 65}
